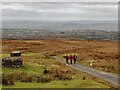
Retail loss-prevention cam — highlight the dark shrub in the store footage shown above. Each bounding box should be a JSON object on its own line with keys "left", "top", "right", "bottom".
{"left": 36, "top": 74, "right": 52, "bottom": 83}
{"left": 56, "top": 74, "right": 73, "bottom": 80}
{"left": 43, "top": 67, "right": 75, "bottom": 80}
{"left": 43, "top": 69, "right": 49, "bottom": 74}
{"left": 2, "top": 74, "right": 15, "bottom": 85}
{"left": 2, "top": 66, "right": 76, "bottom": 86}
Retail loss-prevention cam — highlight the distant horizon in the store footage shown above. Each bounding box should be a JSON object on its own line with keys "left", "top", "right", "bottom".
{"left": 2, "top": 2, "right": 118, "bottom": 31}
{"left": 2, "top": 20, "right": 118, "bottom": 31}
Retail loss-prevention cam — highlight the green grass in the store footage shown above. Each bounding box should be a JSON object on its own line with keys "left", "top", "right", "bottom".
{"left": 0, "top": 54, "right": 9, "bottom": 59}
{"left": 2, "top": 52, "right": 111, "bottom": 88}
{"left": 2, "top": 64, "right": 44, "bottom": 74}
{"left": 3, "top": 78, "right": 109, "bottom": 88}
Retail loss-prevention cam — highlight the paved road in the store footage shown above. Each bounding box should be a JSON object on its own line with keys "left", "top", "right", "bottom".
{"left": 53, "top": 56, "right": 120, "bottom": 88}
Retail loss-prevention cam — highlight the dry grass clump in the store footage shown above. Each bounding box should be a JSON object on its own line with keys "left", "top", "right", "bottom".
{"left": 43, "top": 66, "right": 76, "bottom": 80}
{"left": 2, "top": 66, "right": 76, "bottom": 86}
{"left": 2, "top": 73, "right": 15, "bottom": 85}
{"left": 35, "top": 74, "right": 53, "bottom": 83}
{"left": 2, "top": 72, "right": 53, "bottom": 85}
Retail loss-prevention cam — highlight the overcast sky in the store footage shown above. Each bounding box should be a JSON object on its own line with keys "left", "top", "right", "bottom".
{"left": 2, "top": 2, "right": 118, "bottom": 21}
{"left": 1, "top": 0, "right": 120, "bottom": 2}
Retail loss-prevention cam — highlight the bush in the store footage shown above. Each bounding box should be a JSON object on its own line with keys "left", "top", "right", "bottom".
{"left": 2, "top": 72, "right": 53, "bottom": 85}
{"left": 2, "top": 74, "right": 15, "bottom": 85}
{"left": 2, "top": 67, "right": 76, "bottom": 86}
{"left": 55, "top": 74, "right": 73, "bottom": 80}
{"left": 36, "top": 74, "right": 52, "bottom": 83}
{"left": 43, "top": 67, "right": 76, "bottom": 80}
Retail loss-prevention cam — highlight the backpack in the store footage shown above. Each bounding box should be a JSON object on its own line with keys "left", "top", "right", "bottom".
{"left": 74, "top": 55, "right": 77, "bottom": 60}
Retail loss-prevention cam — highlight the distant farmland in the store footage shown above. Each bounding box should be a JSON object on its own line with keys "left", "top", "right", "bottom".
{"left": 2, "top": 29, "right": 119, "bottom": 41}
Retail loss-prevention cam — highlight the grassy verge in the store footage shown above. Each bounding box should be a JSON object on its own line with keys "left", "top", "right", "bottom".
{"left": 2, "top": 53, "right": 112, "bottom": 88}
{"left": 78, "top": 59, "right": 118, "bottom": 74}
{"left": 3, "top": 79, "right": 109, "bottom": 88}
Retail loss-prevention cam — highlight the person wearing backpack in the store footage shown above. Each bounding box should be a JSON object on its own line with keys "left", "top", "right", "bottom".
{"left": 70, "top": 55, "right": 73, "bottom": 64}
{"left": 65, "top": 55, "right": 69, "bottom": 65}
{"left": 74, "top": 55, "right": 77, "bottom": 64}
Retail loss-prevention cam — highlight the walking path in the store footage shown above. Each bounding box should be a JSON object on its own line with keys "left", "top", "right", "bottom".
{"left": 53, "top": 56, "right": 120, "bottom": 88}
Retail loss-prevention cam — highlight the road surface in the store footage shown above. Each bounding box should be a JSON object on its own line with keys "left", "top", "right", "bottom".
{"left": 53, "top": 56, "right": 120, "bottom": 88}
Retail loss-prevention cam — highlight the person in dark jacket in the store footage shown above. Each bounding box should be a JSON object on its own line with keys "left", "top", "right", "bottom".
{"left": 74, "top": 55, "right": 77, "bottom": 64}
{"left": 65, "top": 55, "right": 69, "bottom": 65}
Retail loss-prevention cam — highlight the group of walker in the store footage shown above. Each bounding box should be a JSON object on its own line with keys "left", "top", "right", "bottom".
{"left": 64, "top": 54, "right": 77, "bottom": 65}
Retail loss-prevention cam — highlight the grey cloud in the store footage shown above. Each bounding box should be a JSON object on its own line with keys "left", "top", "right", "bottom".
{"left": 2, "top": 2, "right": 118, "bottom": 21}
{"left": 1, "top": 0, "right": 119, "bottom": 2}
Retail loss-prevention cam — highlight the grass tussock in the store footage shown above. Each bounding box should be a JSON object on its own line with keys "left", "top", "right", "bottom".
{"left": 43, "top": 66, "right": 76, "bottom": 80}
{"left": 2, "top": 66, "right": 76, "bottom": 86}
